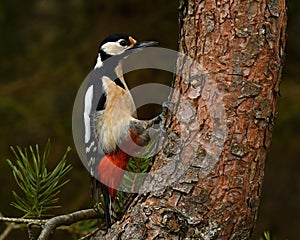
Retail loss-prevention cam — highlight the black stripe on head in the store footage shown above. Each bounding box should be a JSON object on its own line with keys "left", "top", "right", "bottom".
{"left": 98, "top": 33, "right": 133, "bottom": 61}
{"left": 100, "top": 33, "right": 131, "bottom": 46}
{"left": 99, "top": 49, "right": 111, "bottom": 62}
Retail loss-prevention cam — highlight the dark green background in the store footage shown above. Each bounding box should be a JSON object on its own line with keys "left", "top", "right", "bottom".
{"left": 0, "top": 0, "right": 299, "bottom": 239}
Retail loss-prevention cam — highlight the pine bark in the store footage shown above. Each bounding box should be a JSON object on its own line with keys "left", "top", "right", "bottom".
{"left": 96, "top": 0, "right": 287, "bottom": 239}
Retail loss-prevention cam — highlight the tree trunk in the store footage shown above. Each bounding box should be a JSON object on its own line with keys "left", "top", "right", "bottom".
{"left": 95, "top": 0, "right": 287, "bottom": 239}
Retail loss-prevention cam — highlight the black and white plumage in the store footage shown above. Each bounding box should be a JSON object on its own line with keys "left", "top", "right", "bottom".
{"left": 76, "top": 33, "right": 160, "bottom": 228}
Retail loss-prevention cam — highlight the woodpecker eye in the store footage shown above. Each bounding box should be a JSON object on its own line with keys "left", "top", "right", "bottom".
{"left": 119, "top": 39, "right": 127, "bottom": 46}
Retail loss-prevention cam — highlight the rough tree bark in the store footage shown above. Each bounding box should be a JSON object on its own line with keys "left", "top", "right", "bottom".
{"left": 95, "top": 0, "right": 287, "bottom": 239}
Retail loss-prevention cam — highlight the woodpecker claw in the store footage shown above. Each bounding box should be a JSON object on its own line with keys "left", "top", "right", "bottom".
{"left": 162, "top": 101, "right": 174, "bottom": 116}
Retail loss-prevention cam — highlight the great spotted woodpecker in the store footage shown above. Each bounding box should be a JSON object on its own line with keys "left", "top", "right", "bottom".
{"left": 83, "top": 33, "right": 159, "bottom": 228}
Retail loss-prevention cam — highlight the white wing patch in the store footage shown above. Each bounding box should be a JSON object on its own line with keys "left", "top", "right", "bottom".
{"left": 84, "top": 85, "right": 94, "bottom": 143}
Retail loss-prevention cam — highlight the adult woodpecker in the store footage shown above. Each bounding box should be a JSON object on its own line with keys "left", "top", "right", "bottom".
{"left": 83, "top": 33, "right": 159, "bottom": 228}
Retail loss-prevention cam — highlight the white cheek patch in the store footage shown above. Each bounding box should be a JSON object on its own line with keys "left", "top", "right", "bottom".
{"left": 84, "top": 85, "right": 94, "bottom": 143}
{"left": 101, "top": 42, "right": 125, "bottom": 55}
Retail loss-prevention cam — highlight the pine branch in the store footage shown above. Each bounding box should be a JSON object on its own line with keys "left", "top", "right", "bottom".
{"left": 0, "top": 214, "right": 45, "bottom": 240}
{"left": 0, "top": 216, "right": 46, "bottom": 225}
{"left": 6, "top": 140, "right": 72, "bottom": 218}
{"left": 0, "top": 209, "right": 101, "bottom": 240}
{"left": 38, "top": 208, "right": 99, "bottom": 240}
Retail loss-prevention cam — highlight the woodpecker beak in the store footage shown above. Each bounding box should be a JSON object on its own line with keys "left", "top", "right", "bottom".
{"left": 132, "top": 41, "right": 158, "bottom": 49}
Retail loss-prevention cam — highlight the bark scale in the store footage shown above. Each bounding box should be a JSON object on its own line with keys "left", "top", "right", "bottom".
{"left": 95, "top": 0, "right": 287, "bottom": 239}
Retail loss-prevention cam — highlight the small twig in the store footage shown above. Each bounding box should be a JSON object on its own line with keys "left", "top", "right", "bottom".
{"left": 0, "top": 216, "right": 46, "bottom": 240}
{"left": 0, "top": 208, "right": 101, "bottom": 240}
{"left": 38, "top": 208, "right": 99, "bottom": 240}
{"left": 0, "top": 223, "right": 14, "bottom": 240}
{"left": 0, "top": 216, "right": 46, "bottom": 225}
{"left": 27, "top": 223, "right": 37, "bottom": 240}
{"left": 0, "top": 212, "right": 27, "bottom": 240}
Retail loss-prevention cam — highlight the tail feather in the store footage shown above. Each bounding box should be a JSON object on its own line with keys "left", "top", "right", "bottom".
{"left": 91, "top": 177, "right": 114, "bottom": 229}
{"left": 101, "top": 186, "right": 112, "bottom": 228}
{"left": 92, "top": 128, "right": 152, "bottom": 228}
{"left": 91, "top": 176, "right": 101, "bottom": 203}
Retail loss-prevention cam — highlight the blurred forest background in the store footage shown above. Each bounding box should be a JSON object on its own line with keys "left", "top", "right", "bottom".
{"left": 0, "top": 0, "right": 298, "bottom": 239}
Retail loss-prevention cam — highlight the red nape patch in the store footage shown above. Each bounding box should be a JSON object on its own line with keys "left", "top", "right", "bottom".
{"left": 97, "top": 149, "right": 129, "bottom": 198}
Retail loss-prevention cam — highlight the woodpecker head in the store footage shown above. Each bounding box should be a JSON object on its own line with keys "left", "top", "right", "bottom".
{"left": 95, "top": 33, "right": 158, "bottom": 68}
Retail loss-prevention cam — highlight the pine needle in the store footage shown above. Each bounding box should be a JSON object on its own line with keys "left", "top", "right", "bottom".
{"left": 7, "top": 139, "right": 72, "bottom": 218}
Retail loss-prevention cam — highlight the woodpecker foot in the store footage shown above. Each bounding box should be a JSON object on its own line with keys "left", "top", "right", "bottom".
{"left": 162, "top": 101, "right": 174, "bottom": 116}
